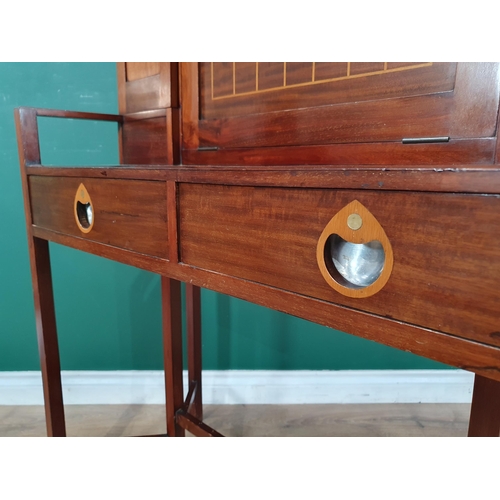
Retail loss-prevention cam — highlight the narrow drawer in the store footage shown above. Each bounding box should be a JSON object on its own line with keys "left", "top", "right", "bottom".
{"left": 29, "top": 176, "right": 168, "bottom": 259}
{"left": 179, "top": 183, "right": 500, "bottom": 348}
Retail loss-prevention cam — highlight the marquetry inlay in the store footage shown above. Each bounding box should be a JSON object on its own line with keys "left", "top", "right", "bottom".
{"left": 211, "top": 62, "right": 432, "bottom": 100}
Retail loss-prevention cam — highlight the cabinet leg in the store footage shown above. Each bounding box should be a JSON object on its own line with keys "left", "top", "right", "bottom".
{"left": 468, "top": 374, "right": 500, "bottom": 437}
{"left": 186, "top": 283, "right": 203, "bottom": 420}
{"left": 162, "top": 277, "right": 185, "bottom": 437}
{"left": 31, "top": 237, "right": 66, "bottom": 437}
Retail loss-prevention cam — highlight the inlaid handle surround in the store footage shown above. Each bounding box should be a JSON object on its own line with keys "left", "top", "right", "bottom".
{"left": 316, "top": 200, "right": 394, "bottom": 298}
{"left": 74, "top": 183, "right": 94, "bottom": 233}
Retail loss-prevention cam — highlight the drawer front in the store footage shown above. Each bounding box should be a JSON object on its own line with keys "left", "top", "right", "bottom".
{"left": 179, "top": 183, "right": 500, "bottom": 348}
{"left": 29, "top": 176, "right": 168, "bottom": 259}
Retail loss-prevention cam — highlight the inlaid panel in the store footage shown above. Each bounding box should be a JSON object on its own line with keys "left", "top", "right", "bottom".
{"left": 200, "top": 62, "right": 455, "bottom": 119}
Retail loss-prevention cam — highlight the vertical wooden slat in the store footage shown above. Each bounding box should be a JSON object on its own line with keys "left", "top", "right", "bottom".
{"left": 166, "top": 108, "right": 181, "bottom": 166}
{"left": 116, "top": 63, "right": 127, "bottom": 115}
{"left": 180, "top": 63, "right": 199, "bottom": 150}
{"left": 186, "top": 283, "right": 203, "bottom": 420}
{"left": 15, "top": 107, "right": 41, "bottom": 166}
{"left": 166, "top": 181, "right": 178, "bottom": 263}
{"left": 162, "top": 277, "right": 185, "bottom": 437}
{"left": 116, "top": 63, "right": 127, "bottom": 163}
{"left": 161, "top": 62, "right": 179, "bottom": 108}
{"left": 468, "top": 375, "right": 500, "bottom": 436}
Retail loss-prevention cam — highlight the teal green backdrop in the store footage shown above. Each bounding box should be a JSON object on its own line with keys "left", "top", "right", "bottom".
{"left": 0, "top": 62, "right": 448, "bottom": 371}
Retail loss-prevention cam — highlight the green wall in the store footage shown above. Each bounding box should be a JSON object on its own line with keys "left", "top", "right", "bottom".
{"left": 0, "top": 62, "right": 448, "bottom": 371}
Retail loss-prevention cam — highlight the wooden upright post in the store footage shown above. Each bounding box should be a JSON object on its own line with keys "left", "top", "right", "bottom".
{"left": 468, "top": 375, "right": 500, "bottom": 437}
{"left": 186, "top": 283, "right": 203, "bottom": 420}
{"left": 162, "top": 277, "right": 185, "bottom": 437}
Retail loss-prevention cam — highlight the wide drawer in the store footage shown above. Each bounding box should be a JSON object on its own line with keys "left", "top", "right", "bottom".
{"left": 29, "top": 176, "right": 168, "bottom": 259}
{"left": 179, "top": 183, "right": 500, "bottom": 348}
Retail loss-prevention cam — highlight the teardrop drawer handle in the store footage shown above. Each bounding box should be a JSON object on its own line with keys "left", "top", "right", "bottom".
{"left": 74, "top": 183, "right": 94, "bottom": 234}
{"left": 316, "top": 200, "right": 393, "bottom": 298}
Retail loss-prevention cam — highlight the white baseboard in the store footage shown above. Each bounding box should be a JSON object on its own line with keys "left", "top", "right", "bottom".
{"left": 0, "top": 369, "right": 474, "bottom": 405}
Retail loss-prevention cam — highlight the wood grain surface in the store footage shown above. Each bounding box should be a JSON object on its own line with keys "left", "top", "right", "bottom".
{"left": 179, "top": 183, "right": 500, "bottom": 348}
{"left": 29, "top": 176, "right": 168, "bottom": 258}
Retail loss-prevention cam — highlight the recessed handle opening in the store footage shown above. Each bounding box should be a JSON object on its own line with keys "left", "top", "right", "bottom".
{"left": 324, "top": 234, "right": 385, "bottom": 289}
{"left": 74, "top": 183, "right": 94, "bottom": 233}
{"left": 76, "top": 201, "right": 93, "bottom": 229}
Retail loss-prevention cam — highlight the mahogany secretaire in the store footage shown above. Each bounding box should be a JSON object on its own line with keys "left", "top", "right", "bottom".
{"left": 15, "top": 62, "right": 500, "bottom": 436}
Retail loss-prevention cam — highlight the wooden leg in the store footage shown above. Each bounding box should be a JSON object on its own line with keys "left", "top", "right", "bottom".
{"left": 468, "top": 374, "right": 500, "bottom": 437}
{"left": 30, "top": 237, "right": 66, "bottom": 437}
{"left": 186, "top": 283, "right": 203, "bottom": 420}
{"left": 162, "top": 277, "right": 185, "bottom": 437}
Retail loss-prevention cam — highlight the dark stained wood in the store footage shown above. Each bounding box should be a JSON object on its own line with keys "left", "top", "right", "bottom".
{"left": 198, "top": 62, "right": 456, "bottom": 122}
{"left": 468, "top": 375, "right": 500, "bottom": 436}
{"left": 15, "top": 58, "right": 500, "bottom": 439}
{"left": 176, "top": 410, "right": 223, "bottom": 437}
{"left": 286, "top": 62, "right": 313, "bottom": 85}
{"left": 190, "top": 63, "right": 500, "bottom": 165}
{"left": 25, "top": 165, "right": 500, "bottom": 194}
{"left": 26, "top": 166, "right": 172, "bottom": 179}
{"left": 183, "top": 381, "right": 198, "bottom": 412}
{"left": 198, "top": 91, "right": 463, "bottom": 148}
{"left": 212, "top": 62, "right": 234, "bottom": 98}
{"left": 117, "top": 63, "right": 127, "bottom": 115}
{"left": 180, "top": 63, "right": 199, "bottom": 150}
{"left": 258, "top": 62, "right": 284, "bottom": 90}
{"left": 178, "top": 184, "right": 500, "bottom": 348}
{"left": 123, "top": 109, "right": 167, "bottom": 120}
{"left": 166, "top": 107, "right": 181, "bottom": 165}
{"left": 125, "top": 74, "right": 164, "bottom": 114}
{"left": 315, "top": 63, "right": 348, "bottom": 80}
{"left": 350, "top": 62, "right": 385, "bottom": 75}
{"left": 123, "top": 63, "right": 176, "bottom": 114}
{"left": 15, "top": 107, "right": 41, "bottom": 165}
{"left": 182, "top": 138, "right": 496, "bottom": 166}
{"left": 386, "top": 62, "right": 423, "bottom": 70}
{"left": 29, "top": 223, "right": 500, "bottom": 383}
{"left": 35, "top": 107, "right": 123, "bottom": 123}
{"left": 122, "top": 117, "right": 170, "bottom": 164}
{"left": 30, "top": 238, "right": 66, "bottom": 437}
{"left": 235, "top": 62, "right": 257, "bottom": 94}
{"left": 162, "top": 277, "right": 185, "bottom": 437}
{"left": 449, "top": 63, "right": 500, "bottom": 139}
{"left": 166, "top": 181, "right": 178, "bottom": 262}
{"left": 186, "top": 283, "right": 202, "bottom": 420}
{"left": 29, "top": 176, "right": 168, "bottom": 259}
{"left": 32, "top": 226, "right": 168, "bottom": 274}
{"left": 15, "top": 108, "right": 65, "bottom": 437}
{"left": 172, "top": 165, "right": 500, "bottom": 194}
{"left": 126, "top": 62, "right": 161, "bottom": 81}
{"left": 164, "top": 63, "right": 179, "bottom": 109}
{"left": 495, "top": 89, "right": 500, "bottom": 165}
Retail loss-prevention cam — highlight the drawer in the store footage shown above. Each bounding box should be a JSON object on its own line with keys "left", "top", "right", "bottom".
{"left": 29, "top": 176, "right": 168, "bottom": 259}
{"left": 179, "top": 183, "right": 500, "bottom": 348}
